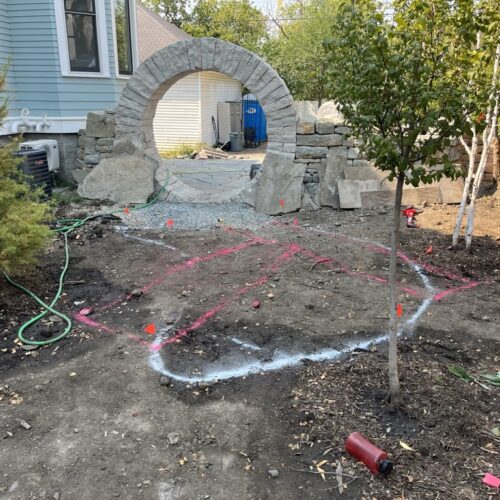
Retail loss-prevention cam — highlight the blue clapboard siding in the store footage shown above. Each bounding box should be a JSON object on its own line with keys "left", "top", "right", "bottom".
{"left": 3, "top": 0, "right": 126, "bottom": 121}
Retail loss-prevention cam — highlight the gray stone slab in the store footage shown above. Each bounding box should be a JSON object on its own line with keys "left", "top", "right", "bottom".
{"left": 237, "top": 55, "right": 263, "bottom": 85}
{"left": 360, "top": 186, "right": 443, "bottom": 208}
{"left": 296, "top": 146, "right": 328, "bottom": 159}
{"left": 338, "top": 179, "right": 381, "bottom": 208}
{"left": 243, "top": 61, "right": 269, "bottom": 91}
{"left": 232, "top": 50, "right": 254, "bottom": 81}
{"left": 297, "top": 134, "right": 343, "bottom": 147}
{"left": 436, "top": 177, "right": 464, "bottom": 204}
{"left": 320, "top": 152, "right": 347, "bottom": 207}
{"left": 255, "top": 151, "right": 303, "bottom": 214}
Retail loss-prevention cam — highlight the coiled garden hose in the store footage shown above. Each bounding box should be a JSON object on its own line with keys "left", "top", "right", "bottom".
{"left": 2, "top": 173, "right": 171, "bottom": 347}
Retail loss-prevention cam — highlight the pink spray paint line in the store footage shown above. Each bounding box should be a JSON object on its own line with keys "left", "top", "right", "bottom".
{"left": 432, "top": 281, "right": 482, "bottom": 301}
{"left": 271, "top": 220, "right": 475, "bottom": 284}
{"left": 96, "top": 237, "right": 270, "bottom": 312}
{"left": 151, "top": 275, "right": 270, "bottom": 351}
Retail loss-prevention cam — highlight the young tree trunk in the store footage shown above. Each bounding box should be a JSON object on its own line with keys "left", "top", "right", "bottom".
{"left": 452, "top": 133, "right": 477, "bottom": 248}
{"left": 465, "top": 43, "right": 500, "bottom": 252}
{"left": 388, "top": 171, "right": 405, "bottom": 406}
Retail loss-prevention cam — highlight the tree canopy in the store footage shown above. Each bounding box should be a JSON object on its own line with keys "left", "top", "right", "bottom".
{"left": 183, "top": 0, "right": 268, "bottom": 53}
{"left": 142, "top": 0, "right": 190, "bottom": 27}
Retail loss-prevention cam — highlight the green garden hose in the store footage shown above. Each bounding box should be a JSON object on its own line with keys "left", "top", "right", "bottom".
{"left": 2, "top": 173, "right": 171, "bottom": 347}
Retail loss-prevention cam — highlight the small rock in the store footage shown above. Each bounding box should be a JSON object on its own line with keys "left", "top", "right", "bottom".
{"left": 48, "top": 315, "right": 63, "bottom": 323}
{"left": 181, "top": 290, "right": 189, "bottom": 297}
{"left": 19, "top": 419, "right": 32, "bottom": 430}
{"left": 9, "top": 481, "right": 19, "bottom": 493}
{"left": 130, "top": 289, "right": 143, "bottom": 298}
{"left": 251, "top": 299, "right": 261, "bottom": 309}
{"left": 21, "top": 344, "right": 38, "bottom": 351}
{"left": 159, "top": 376, "right": 171, "bottom": 386}
{"left": 167, "top": 432, "right": 180, "bottom": 446}
{"left": 334, "top": 222, "right": 342, "bottom": 227}
{"left": 53, "top": 493, "right": 60, "bottom": 500}
{"left": 267, "top": 469, "right": 279, "bottom": 478}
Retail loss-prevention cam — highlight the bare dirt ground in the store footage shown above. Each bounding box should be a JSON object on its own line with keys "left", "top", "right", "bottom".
{"left": 1, "top": 194, "right": 499, "bottom": 500}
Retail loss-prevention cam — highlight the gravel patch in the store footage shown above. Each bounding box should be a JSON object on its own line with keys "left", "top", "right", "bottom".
{"left": 119, "top": 201, "right": 272, "bottom": 231}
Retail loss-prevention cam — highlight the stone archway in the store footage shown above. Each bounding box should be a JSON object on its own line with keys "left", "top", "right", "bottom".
{"left": 114, "top": 38, "right": 301, "bottom": 215}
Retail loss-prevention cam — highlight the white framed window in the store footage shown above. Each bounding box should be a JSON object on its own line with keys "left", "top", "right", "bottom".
{"left": 111, "top": 0, "right": 138, "bottom": 78}
{"left": 54, "top": 0, "right": 110, "bottom": 78}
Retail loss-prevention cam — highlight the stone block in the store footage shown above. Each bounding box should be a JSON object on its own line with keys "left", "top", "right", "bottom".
{"left": 85, "top": 153, "right": 100, "bottom": 165}
{"left": 343, "top": 138, "right": 355, "bottom": 148}
{"left": 255, "top": 151, "right": 304, "bottom": 214}
{"left": 338, "top": 179, "right": 381, "bottom": 208}
{"left": 84, "top": 143, "right": 96, "bottom": 155}
{"left": 112, "top": 135, "right": 145, "bottom": 157}
{"left": 201, "top": 37, "right": 217, "bottom": 70}
{"left": 97, "top": 138, "right": 114, "bottom": 146}
{"left": 86, "top": 111, "right": 115, "bottom": 138}
{"left": 242, "top": 61, "right": 268, "bottom": 91}
{"left": 301, "top": 187, "right": 321, "bottom": 210}
{"left": 144, "top": 58, "right": 166, "bottom": 84}
{"left": 213, "top": 39, "right": 235, "bottom": 72}
{"left": 360, "top": 186, "right": 443, "bottom": 208}
{"left": 320, "top": 152, "right": 348, "bottom": 208}
{"left": 347, "top": 148, "right": 360, "bottom": 159}
{"left": 78, "top": 136, "right": 96, "bottom": 149}
{"left": 294, "top": 101, "right": 318, "bottom": 135}
{"left": 187, "top": 38, "right": 202, "bottom": 70}
{"left": 436, "top": 177, "right": 464, "bottom": 204}
{"left": 316, "top": 101, "right": 344, "bottom": 134}
{"left": 296, "top": 146, "right": 328, "bottom": 159}
{"left": 352, "top": 159, "right": 372, "bottom": 169}
{"left": 297, "top": 134, "right": 343, "bottom": 147}
{"left": 237, "top": 54, "right": 262, "bottom": 85}
{"left": 283, "top": 143, "right": 297, "bottom": 153}
{"left": 232, "top": 50, "right": 253, "bottom": 81}
{"left": 265, "top": 95, "right": 294, "bottom": 114}
{"left": 335, "top": 126, "right": 351, "bottom": 135}
{"left": 160, "top": 40, "right": 190, "bottom": 75}
{"left": 96, "top": 144, "right": 112, "bottom": 153}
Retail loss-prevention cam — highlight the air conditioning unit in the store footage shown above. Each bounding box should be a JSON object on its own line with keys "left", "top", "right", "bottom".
{"left": 20, "top": 139, "right": 60, "bottom": 172}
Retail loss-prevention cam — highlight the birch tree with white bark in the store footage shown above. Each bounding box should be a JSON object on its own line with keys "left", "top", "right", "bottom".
{"left": 451, "top": 0, "right": 500, "bottom": 251}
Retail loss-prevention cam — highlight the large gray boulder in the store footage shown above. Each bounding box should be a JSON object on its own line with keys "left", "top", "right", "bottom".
{"left": 77, "top": 135, "right": 154, "bottom": 204}
{"left": 255, "top": 151, "right": 305, "bottom": 214}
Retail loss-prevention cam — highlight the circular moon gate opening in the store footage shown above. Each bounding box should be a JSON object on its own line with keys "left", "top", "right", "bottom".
{"left": 115, "top": 38, "right": 299, "bottom": 213}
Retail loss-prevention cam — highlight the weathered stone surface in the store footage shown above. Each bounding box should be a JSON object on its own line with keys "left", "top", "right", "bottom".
{"left": 78, "top": 156, "right": 154, "bottom": 204}
{"left": 255, "top": 151, "right": 304, "bottom": 215}
{"left": 352, "top": 159, "right": 372, "bottom": 169}
{"left": 343, "top": 165, "right": 396, "bottom": 190}
{"left": 360, "top": 186, "right": 443, "bottom": 208}
{"left": 201, "top": 37, "right": 217, "bottom": 70}
{"left": 85, "top": 154, "right": 100, "bottom": 165}
{"left": 71, "top": 168, "right": 91, "bottom": 185}
{"left": 78, "top": 136, "right": 96, "bottom": 148}
{"left": 86, "top": 111, "right": 115, "bottom": 138}
{"left": 436, "top": 177, "right": 464, "bottom": 204}
{"left": 338, "top": 179, "right": 381, "bottom": 208}
{"left": 294, "top": 101, "right": 318, "bottom": 135}
{"left": 335, "top": 126, "right": 351, "bottom": 135}
{"left": 112, "top": 135, "right": 145, "bottom": 157}
{"left": 301, "top": 187, "right": 321, "bottom": 210}
{"left": 96, "top": 144, "right": 112, "bottom": 153}
{"left": 320, "top": 152, "right": 348, "bottom": 207}
{"left": 347, "top": 147, "right": 360, "bottom": 159}
{"left": 97, "top": 138, "right": 114, "bottom": 146}
{"left": 316, "top": 101, "right": 344, "bottom": 134}
{"left": 296, "top": 146, "right": 328, "bottom": 159}
{"left": 297, "top": 134, "right": 343, "bottom": 147}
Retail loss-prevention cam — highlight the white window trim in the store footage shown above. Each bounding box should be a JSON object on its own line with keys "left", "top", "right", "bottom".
{"left": 54, "top": 0, "right": 110, "bottom": 78}
{"left": 111, "top": 0, "right": 139, "bottom": 79}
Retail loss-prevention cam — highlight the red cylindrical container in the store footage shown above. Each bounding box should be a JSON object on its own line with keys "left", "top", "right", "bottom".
{"left": 345, "top": 432, "right": 393, "bottom": 476}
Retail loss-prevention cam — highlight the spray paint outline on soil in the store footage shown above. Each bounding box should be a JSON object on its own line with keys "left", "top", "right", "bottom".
{"left": 73, "top": 222, "right": 487, "bottom": 384}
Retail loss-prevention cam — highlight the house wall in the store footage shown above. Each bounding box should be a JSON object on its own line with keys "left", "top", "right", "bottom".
{"left": 2, "top": 0, "right": 130, "bottom": 133}
{"left": 152, "top": 71, "right": 242, "bottom": 151}
{"left": 199, "top": 71, "right": 242, "bottom": 145}
{"left": 153, "top": 72, "right": 201, "bottom": 152}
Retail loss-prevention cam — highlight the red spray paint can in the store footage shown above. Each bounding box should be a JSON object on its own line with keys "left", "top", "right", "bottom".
{"left": 345, "top": 432, "right": 393, "bottom": 476}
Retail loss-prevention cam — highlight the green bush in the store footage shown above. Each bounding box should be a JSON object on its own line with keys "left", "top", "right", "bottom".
{"left": 0, "top": 71, "right": 52, "bottom": 274}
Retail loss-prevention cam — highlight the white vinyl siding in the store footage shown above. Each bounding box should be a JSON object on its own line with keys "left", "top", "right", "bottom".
{"left": 153, "top": 71, "right": 242, "bottom": 151}
{"left": 153, "top": 72, "right": 200, "bottom": 151}
{"left": 199, "top": 71, "right": 242, "bottom": 144}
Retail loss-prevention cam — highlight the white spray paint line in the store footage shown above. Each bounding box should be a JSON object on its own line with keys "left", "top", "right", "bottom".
{"left": 230, "top": 337, "right": 262, "bottom": 351}
{"left": 114, "top": 225, "right": 187, "bottom": 255}
{"left": 145, "top": 229, "right": 436, "bottom": 384}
